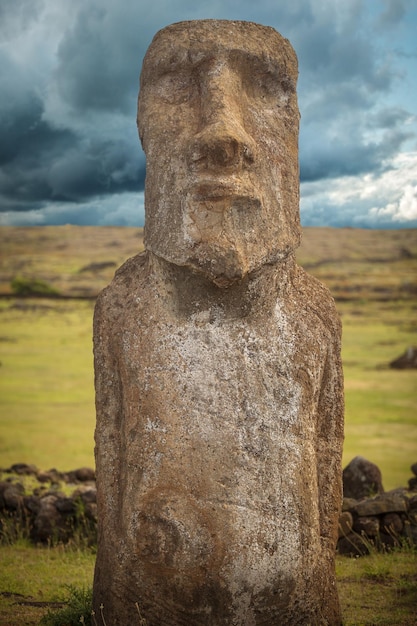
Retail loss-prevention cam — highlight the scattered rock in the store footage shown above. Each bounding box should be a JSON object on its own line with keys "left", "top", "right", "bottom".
{"left": 74, "top": 467, "right": 95, "bottom": 482}
{"left": 0, "top": 465, "right": 97, "bottom": 544}
{"left": 2, "top": 482, "right": 25, "bottom": 510}
{"left": 79, "top": 261, "right": 117, "bottom": 273}
{"left": 9, "top": 463, "right": 37, "bottom": 476}
{"left": 33, "top": 495, "right": 64, "bottom": 543}
{"left": 389, "top": 346, "right": 417, "bottom": 369}
{"left": 342, "top": 497, "right": 359, "bottom": 511}
{"left": 337, "top": 533, "right": 370, "bottom": 557}
{"left": 408, "top": 494, "right": 417, "bottom": 512}
{"left": 408, "top": 476, "right": 417, "bottom": 490}
{"left": 343, "top": 456, "right": 384, "bottom": 499}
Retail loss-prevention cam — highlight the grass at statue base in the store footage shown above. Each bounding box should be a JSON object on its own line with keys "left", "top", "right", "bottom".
{"left": 0, "top": 540, "right": 415, "bottom": 625}
{"left": 336, "top": 541, "right": 417, "bottom": 626}
{"left": 0, "top": 296, "right": 415, "bottom": 488}
{"left": 0, "top": 541, "right": 95, "bottom": 626}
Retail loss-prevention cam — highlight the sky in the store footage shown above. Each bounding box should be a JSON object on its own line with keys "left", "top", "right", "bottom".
{"left": 0, "top": 0, "right": 416, "bottom": 229}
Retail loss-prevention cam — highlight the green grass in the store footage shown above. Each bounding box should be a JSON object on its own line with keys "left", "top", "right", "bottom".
{"left": 0, "top": 299, "right": 96, "bottom": 470}
{"left": 339, "top": 300, "right": 417, "bottom": 488}
{"left": 336, "top": 547, "right": 417, "bottom": 625}
{"left": 0, "top": 224, "right": 416, "bottom": 626}
{"left": 40, "top": 586, "right": 94, "bottom": 626}
{"left": 0, "top": 542, "right": 95, "bottom": 625}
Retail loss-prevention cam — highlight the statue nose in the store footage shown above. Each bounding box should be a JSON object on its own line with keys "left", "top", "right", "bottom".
{"left": 187, "top": 66, "right": 256, "bottom": 172}
{"left": 188, "top": 118, "right": 256, "bottom": 171}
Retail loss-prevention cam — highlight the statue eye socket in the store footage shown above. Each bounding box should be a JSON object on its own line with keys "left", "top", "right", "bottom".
{"left": 156, "top": 70, "right": 195, "bottom": 104}
{"left": 256, "top": 73, "right": 279, "bottom": 98}
{"left": 245, "top": 69, "right": 294, "bottom": 107}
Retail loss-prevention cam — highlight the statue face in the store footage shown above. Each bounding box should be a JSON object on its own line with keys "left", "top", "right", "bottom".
{"left": 138, "top": 20, "right": 300, "bottom": 286}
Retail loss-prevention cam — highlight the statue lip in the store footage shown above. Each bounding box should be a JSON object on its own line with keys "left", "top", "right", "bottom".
{"left": 190, "top": 178, "right": 257, "bottom": 201}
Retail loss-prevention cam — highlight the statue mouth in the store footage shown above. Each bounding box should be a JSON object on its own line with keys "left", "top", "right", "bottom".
{"left": 183, "top": 179, "right": 262, "bottom": 246}
{"left": 190, "top": 178, "right": 258, "bottom": 205}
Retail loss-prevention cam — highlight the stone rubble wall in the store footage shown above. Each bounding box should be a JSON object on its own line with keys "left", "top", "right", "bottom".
{"left": 338, "top": 456, "right": 417, "bottom": 555}
{"left": 1, "top": 459, "right": 416, "bottom": 552}
{"left": 0, "top": 464, "right": 97, "bottom": 544}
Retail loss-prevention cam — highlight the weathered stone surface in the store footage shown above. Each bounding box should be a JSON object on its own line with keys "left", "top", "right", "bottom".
{"left": 93, "top": 20, "right": 344, "bottom": 626}
{"left": 352, "top": 493, "right": 408, "bottom": 517}
{"left": 343, "top": 456, "right": 384, "bottom": 499}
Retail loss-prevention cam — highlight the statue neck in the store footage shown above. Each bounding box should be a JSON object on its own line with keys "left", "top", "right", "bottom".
{"left": 146, "top": 251, "right": 296, "bottom": 321}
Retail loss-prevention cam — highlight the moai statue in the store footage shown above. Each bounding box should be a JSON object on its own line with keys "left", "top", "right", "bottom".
{"left": 93, "top": 20, "right": 344, "bottom": 625}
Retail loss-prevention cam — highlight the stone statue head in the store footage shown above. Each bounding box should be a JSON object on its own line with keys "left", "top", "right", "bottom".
{"left": 138, "top": 20, "right": 300, "bottom": 287}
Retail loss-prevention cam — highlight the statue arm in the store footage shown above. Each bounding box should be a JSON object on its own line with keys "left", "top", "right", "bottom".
{"left": 94, "top": 253, "right": 145, "bottom": 491}
{"left": 93, "top": 290, "right": 124, "bottom": 561}
{"left": 316, "top": 321, "right": 344, "bottom": 552}
{"left": 294, "top": 266, "right": 344, "bottom": 549}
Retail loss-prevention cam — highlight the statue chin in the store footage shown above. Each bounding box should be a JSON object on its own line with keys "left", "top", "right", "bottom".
{"left": 174, "top": 193, "right": 268, "bottom": 287}
{"left": 185, "top": 242, "right": 250, "bottom": 288}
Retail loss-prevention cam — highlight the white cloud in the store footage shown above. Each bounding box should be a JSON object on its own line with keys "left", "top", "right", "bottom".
{"left": 301, "top": 151, "right": 417, "bottom": 227}
{"left": 370, "top": 184, "right": 417, "bottom": 221}
{"left": 367, "top": 152, "right": 417, "bottom": 222}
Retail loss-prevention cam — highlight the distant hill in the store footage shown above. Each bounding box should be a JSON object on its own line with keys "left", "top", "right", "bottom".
{"left": 0, "top": 226, "right": 416, "bottom": 301}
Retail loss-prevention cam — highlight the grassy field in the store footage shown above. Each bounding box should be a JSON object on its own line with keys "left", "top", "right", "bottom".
{"left": 0, "top": 543, "right": 95, "bottom": 626}
{"left": 0, "top": 225, "right": 416, "bottom": 624}
{"left": 0, "top": 226, "right": 416, "bottom": 487}
{"left": 1, "top": 225, "right": 416, "bottom": 299}
{"left": 0, "top": 297, "right": 416, "bottom": 487}
{"left": 0, "top": 299, "right": 95, "bottom": 470}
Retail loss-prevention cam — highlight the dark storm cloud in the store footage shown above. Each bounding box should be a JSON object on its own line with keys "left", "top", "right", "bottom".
{"left": 290, "top": 2, "right": 415, "bottom": 184}
{"left": 0, "top": 0, "right": 147, "bottom": 215}
{"left": 377, "top": 0, "right": 407, "bottom": 28}
{"left": 0, "top": 0, "right": 416, "bottom": 226}
{"left": 54, "top": 4, "right": 143, "bottom": 115}
{"left": 0, "top": 35, "right": 145, "bottom": 213}
{"left": 0, "top": 0, "right": 42, "bottom": 40}
{"left": 299, "top": 106, "right": 414, "bottom": 182}
{"left": 0, "top": 89, "right": 145, "bottom": 212}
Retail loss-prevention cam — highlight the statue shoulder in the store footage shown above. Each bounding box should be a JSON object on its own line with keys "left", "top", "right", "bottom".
{"left": 94, "top": 251, "right": 148, "bottom": 324}
{"left": 113, "top": 250, "right": 148, "bottom": 286}
{"left": 292, "top": 264, "right": 341, "bottom": 336}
